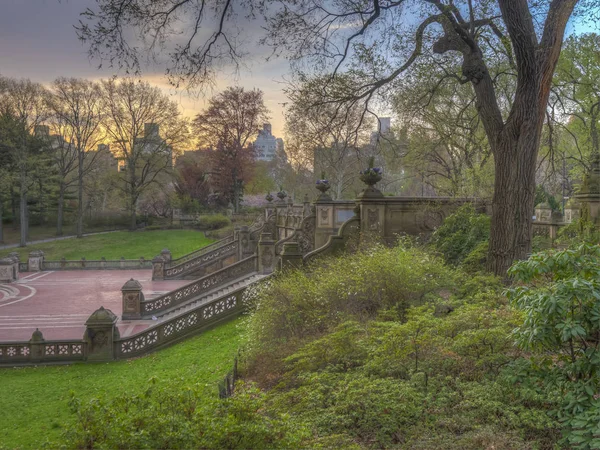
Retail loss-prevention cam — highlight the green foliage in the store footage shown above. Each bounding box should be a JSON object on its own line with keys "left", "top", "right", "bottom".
{"left": 509, "top": 244, "right": 600, "bottom": 449}
{"left": 243, "top": 244, "right": 456, "bottom": 358}
{"left": 431, "top": 204, "right": 490, "bottom": 267}
{"left": 63, "top": 382, "right": 306, "bottom": 449}
{"left": 245, "top": 272, "right": 556, "bottom": 448}
{"left": 0, "top": 320, "right": 242, "bottom": 449}
{"left": 238, "top": 243, "right": 559, "bottom": 447}
{"left": 196, "top": 214, "right": 231, "bottom": 230}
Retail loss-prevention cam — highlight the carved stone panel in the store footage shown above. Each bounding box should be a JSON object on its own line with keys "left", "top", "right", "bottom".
{"left": 368, "top": 208, "right": 380, "bottom": 231}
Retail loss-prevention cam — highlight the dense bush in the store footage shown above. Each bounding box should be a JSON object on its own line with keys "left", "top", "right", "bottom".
{"left": 62, "top": 381, "right": 306, "bottom": 449}
{"left": 509, "top": 244, "right": 600, "bottom": 449}
{"left": 195, "top": 214, "right": 231, "bottom": 230}
{"left": 430, "top": 204, "right": 490, "bottom": 268}
{"left": 242, "top": 244, "right": 456, "bottom": 362}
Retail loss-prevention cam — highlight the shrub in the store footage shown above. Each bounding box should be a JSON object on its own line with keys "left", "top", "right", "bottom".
{"left": 195, "top": 214, "right": 231, "bottom": 230}
{"left": 508, "top": 244, "right": 600, "bottom": 449}
{"left": 61, "top": 381, "right": 307, "bottom": 449}
{"left": 431, "top": 204, "right": 490, "bottom": 266}
{"left": 243, "top": 244, "right": 456, "bottom": 360}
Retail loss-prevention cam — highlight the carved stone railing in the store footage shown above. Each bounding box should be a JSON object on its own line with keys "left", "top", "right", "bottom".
{"left": 163, "top": 241, "right": 238, "bottom": 279}
{"left": 167, "top": 234, "right": 235, "bottom": 267}
{"left": 42, "top": 257, "right": 152, "bottom": 271}
{"left": 142, "top": 255, "right": 258, "bottom": 318}
{"left": 116, "top": 287, "right": 247, "bottom": 359}
{"left": 304, "top": 217, "right": 360, "bottom": 264}
{"left": 0, "top": 339, "right": 85, "bottom": 365}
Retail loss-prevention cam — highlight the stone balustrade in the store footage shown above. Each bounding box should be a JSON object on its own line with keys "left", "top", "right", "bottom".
{"left": 140, "top": 255, "right": 258, "bottom": 318}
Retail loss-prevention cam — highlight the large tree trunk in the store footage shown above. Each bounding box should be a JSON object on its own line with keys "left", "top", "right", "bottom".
{"left": 76, "top": 152, "right": 84, "bottom": 238}
{"left": 56, "top": 183, "right": 65, "bottom": 236}
{"left": 487, "top": 126, "right": 539, "bottom": 275}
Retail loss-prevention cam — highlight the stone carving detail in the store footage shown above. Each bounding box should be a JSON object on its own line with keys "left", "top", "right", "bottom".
{"left": 123, "top": 293, "right": 139, "bottom": 312}
{"left": 320, "top": 207, "right": 330, "bottom": 226}
{"left": 297, "top": 215, "right": 316, "bottom": 255}
{"left": 368, "top": 208, "right": 379, "bottom": 231}
{"left": 120, "top": 294, "right": 238, "bottom": 356}
{"left": 262, "top": 247, "right": 274, "bottom": 268}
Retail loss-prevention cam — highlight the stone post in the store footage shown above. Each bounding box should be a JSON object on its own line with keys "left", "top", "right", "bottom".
{"left": 121, "top": 278, "right": 144, "bottom": 320}
{"left": 28, "top": 250, "right": 44, "bottom": 272}
{"left": 83, "top": 306, "right": 119, "bottom": 362}
{"left": 303, "top": 194, "right": 311, "bottom": 218}
{"left": 8, "top": 252, "right": 19, "bottom": 280}
{"left": 160, "top": 248, "right": 172, "bottom": 263}
{"left": 238, "top": 226, "right": 251, "bottom": 259}
{"left": 151, "top": 255, "right": 165, "bottom": 280}
{"left": 279, "top": 242, "right": 303, "bottom": 271}
{"left": 100, "top": 257, "right": 107, "bottom": 269}
{"left": 0, "top": 258, "right": 15, "bottom": 282}
{"left": 29, "top": 328, "right": 45, "bottom": 363}
{"left": 258, "top": 232, "right": 276, "bottom": 274}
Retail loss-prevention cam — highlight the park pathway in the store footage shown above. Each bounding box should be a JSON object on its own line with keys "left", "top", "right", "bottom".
{"left": 0, "top": 229, "right": 127, "bottom": 251}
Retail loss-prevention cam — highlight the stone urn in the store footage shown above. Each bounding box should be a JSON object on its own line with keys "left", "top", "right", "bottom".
{"left": 265, "top": 192, "right": 274, "bottom": 203}
{"left": 315, "top": 179, "right": 330, "bottom": 194}
{"left": 359, "top": 167, "right": 383, "bottom": 187}
{"left": 358, "top": 157, "right": 383, "bottom": 198}
{"left": 277, "top": 190, "right": 288, "bottom": 201}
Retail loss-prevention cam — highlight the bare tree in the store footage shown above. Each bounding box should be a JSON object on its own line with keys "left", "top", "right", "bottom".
{"left": 285, "top": 75, "right": 374, "bottom": 199}
{"left": 193, "top": 86, "right": 269, "bottom": 212}
{"left": 46, "top": 78, "right": 104, "bottom": 237}
{"left": 101, "top": 78, "right": 189, "bottom": 230}
{"left": 77, "top": 0, "right": 600, "bottom": 275}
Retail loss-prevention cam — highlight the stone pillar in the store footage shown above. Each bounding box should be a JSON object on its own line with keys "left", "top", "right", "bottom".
{"left": 160, "top": 248, "right": 172, "bottom": 263}
{"left": 258, "top": 232, "right": 276, "bottom": 274}
{"left": 0, "top": 258, "right": 15, "bottom": 282}
{"left": 28, "top": 250, "right": 44, "bottom": 272}
{"left": 121, "top": 278, "right": 144, "bottom": 320}
{"left": 279, "top": 242, "right": 303, "bottom": 271}
{"left": 238, "top": 226, "right": 251, "bottom": 259}
{"left": 84, "top": 306, "right": 119, "bottom": 362}
{"left": 151, "top": 256, "right": 165, "bottom": 280}
{"left": 303, "top": 194, "right": 311, "bottom": 218}
{"left": 29, "top": 328, "right": 45, "bottom": 363}
{"left": 8, "top": 252, "right": 19, "bottom": 280}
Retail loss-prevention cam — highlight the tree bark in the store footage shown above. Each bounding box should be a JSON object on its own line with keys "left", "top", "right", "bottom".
{"left": 76, "top": 152, "right": 84, "bottom": 238}
{"left": 57, "top": 182, "right": 65, "bottom": 236}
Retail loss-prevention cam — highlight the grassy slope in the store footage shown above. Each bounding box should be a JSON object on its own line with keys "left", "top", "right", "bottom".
{"left": 2, "top": 230, "right": 214, "bottom": 261}
{"left": 0, "top": 318, "right": 242, "bottom": 449}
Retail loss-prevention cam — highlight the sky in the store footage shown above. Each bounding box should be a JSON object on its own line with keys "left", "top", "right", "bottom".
{"left": 0, "top": 1, "right": 596, "bottom": 142}
{"left": 0, "top": 0, "right": 291, "bottom": 137}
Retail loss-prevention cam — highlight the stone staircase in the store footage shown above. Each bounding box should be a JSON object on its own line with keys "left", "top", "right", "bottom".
{"left": 156, "top": 273, "right": 267, "bottom": 322}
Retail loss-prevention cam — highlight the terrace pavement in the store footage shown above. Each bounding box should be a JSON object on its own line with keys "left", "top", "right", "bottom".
{"left": 0, "top": 270, "right": 189, "bottom": 341}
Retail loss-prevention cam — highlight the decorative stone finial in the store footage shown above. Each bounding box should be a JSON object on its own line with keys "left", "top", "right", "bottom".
{"left": 85, "top": 306, "right": 118, "bottom": 326}
{"left": 30, "top": 328, "right": 45, "bottom": 343}
{"left": 121, "top": 278, "right": 143, "bottom": 291}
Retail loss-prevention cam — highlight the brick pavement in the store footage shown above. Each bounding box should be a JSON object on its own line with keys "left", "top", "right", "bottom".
{"left": 0, "top": 270, "right": 189, "bottom": 341}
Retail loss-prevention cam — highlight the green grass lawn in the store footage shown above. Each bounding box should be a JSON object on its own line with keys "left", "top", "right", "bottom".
{"left": 0, "top": 319, "right": 242, "bottom": 449}
{"left": 2, "top": 229, "right": 214, "bottom": 261}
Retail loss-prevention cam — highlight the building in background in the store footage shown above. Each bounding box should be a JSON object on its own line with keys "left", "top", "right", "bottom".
{"left": 254, "top": 123, "right": 284, "bottom": 161}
